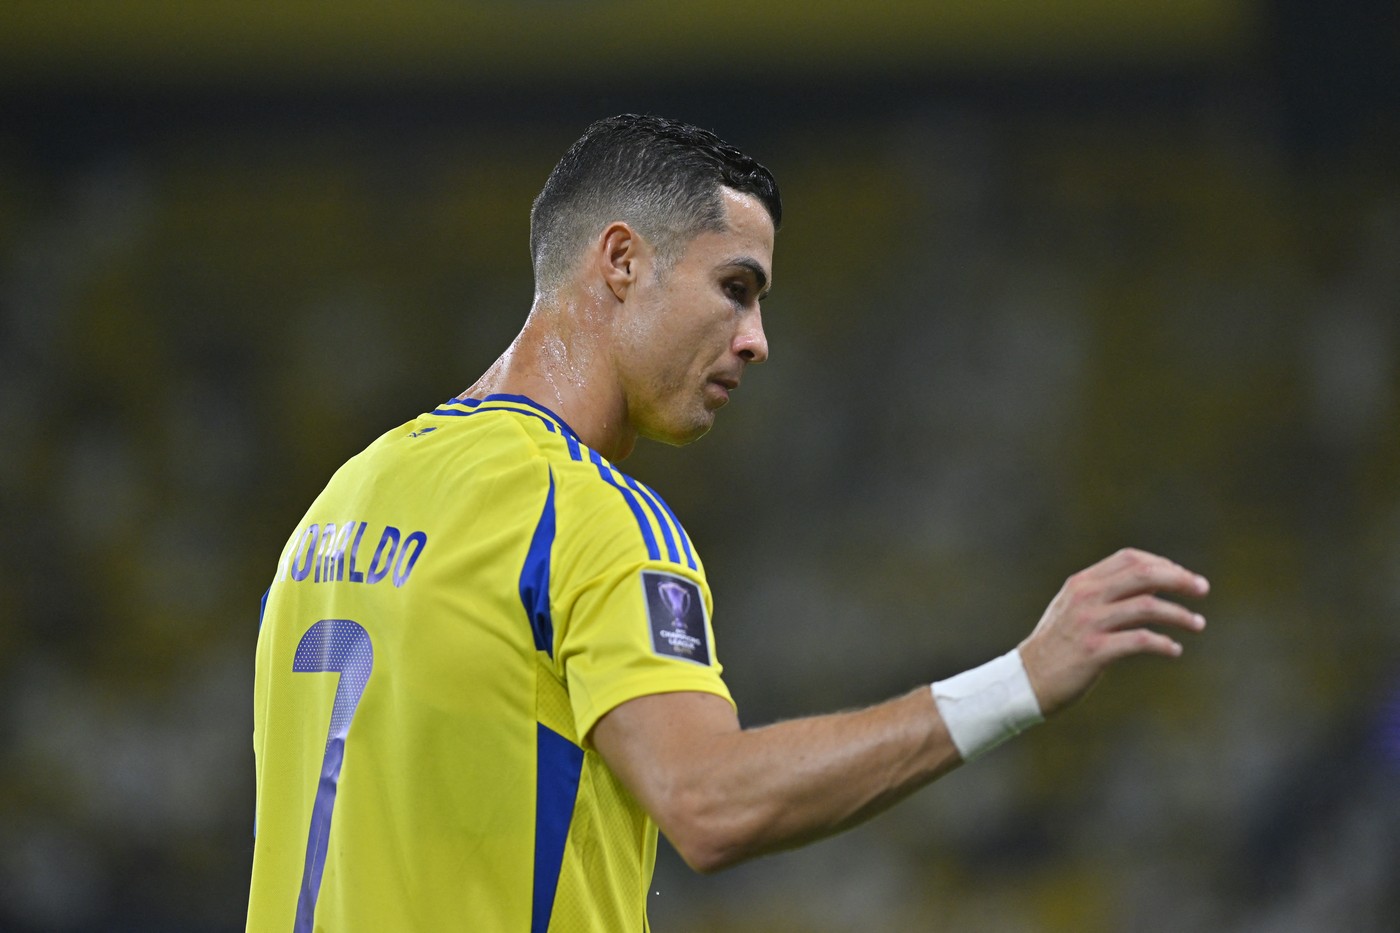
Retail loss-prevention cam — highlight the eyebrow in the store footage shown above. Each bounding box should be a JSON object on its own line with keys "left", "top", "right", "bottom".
{"left": 722, "top": 257, "right": 771, "bottom": 299}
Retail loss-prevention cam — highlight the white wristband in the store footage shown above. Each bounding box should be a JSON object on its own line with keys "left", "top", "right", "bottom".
{"left": 931, "top": 649, "right": 1044, "bottom": 761}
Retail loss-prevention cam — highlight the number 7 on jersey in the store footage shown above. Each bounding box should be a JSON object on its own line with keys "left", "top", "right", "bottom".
{"left": 291, "top": 619, "right": 375, "bottom": 933}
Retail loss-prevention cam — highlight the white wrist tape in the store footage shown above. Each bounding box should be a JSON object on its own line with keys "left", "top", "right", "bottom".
{"left": 931, "top": 649, "right": 1044, "bottom": 761}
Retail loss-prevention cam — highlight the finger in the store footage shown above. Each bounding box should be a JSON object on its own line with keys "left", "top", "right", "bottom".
{"left": 1098, "top": 627, "right": 1185, "bottom": 663}
{"left": 1101, "top": 595, "right": 1207, "bottom": 634}
{"left": 1099, "top": 549, "right": 1210, "bottom": 602}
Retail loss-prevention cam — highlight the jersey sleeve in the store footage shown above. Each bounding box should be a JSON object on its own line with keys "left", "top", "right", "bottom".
{"left": 550, "top": 466, "right": 734, "bottom": 747}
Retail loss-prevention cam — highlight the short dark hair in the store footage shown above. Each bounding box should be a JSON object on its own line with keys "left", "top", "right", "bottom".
{"left": 529, "top": 114, "right": 782, "bottom": 292}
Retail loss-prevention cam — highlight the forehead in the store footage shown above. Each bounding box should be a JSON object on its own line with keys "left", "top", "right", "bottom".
{"left": 717, "top": 187, "right": 776, "bottom": 252}
{"left": 681, "top": 188, "right": 775, "bottom": 275}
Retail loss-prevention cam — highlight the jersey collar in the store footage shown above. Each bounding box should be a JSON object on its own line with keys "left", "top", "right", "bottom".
{"left": 436, "top": 394, "right": 581, "bottom": 441}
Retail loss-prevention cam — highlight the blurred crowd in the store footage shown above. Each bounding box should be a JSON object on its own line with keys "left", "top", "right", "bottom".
{"left": 1, "top": 82, "right": 1398, "bottom": 930}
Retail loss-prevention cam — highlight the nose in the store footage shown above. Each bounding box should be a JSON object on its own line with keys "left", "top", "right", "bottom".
{"left": 735, "top": 309, "right": 769, "bottom": 364}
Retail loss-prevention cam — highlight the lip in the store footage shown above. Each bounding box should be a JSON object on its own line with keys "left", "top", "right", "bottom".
{"left": 707, "top": 378, "right": 736, "bottom": 404}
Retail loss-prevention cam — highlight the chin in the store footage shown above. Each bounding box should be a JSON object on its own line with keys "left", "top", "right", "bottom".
{"left": 644, "top": 410, "right": 715, "bottom": 448}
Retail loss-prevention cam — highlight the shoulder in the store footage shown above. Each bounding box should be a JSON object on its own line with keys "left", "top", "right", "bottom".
{"left": 553, "top": 447, "right": 701, "bottom": 575}
{"left": 421, "top": 394, "right": 702, "bottom": 572}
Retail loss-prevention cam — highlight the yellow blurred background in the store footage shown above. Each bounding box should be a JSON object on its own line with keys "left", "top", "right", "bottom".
{"left": 2, "top": 1, "right": 1397, "bottom": 930}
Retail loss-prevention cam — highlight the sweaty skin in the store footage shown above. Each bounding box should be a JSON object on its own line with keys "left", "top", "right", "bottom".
{"left": 462, "top": 188, "right": 772, "bottom": 462}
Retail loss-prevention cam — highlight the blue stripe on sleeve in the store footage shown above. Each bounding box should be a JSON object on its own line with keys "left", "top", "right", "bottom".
{"left": 622, "top": 473, "right": 680, "bottom": 565}
{"left": 532, "top": 724, "right": 585, "bottom": 933}
{"left": 518, "top": 471, "right": 557, "bottom": 656}
{"left": 587, "top": 450, "right": 661, "bottom": 561}
{"left": 635, "top": 480, "right": 697, "bottom": 570}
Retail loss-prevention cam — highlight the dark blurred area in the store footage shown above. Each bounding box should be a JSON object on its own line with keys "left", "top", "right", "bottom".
{"left": 1, "top": 1, "right": 1397, "bottom": 930}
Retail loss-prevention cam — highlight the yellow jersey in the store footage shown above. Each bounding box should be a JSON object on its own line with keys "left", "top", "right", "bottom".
{"left": 248, "top": 394, "right": 732, "bottom": 932}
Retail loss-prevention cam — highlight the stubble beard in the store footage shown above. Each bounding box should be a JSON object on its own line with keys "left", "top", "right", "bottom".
{"left": 635, "top": 377, "right": 715, "bottom": 448}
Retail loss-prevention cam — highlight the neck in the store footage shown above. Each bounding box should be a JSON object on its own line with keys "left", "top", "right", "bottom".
{"left": 459, "top": 292, "right": 637, "bottom": 461}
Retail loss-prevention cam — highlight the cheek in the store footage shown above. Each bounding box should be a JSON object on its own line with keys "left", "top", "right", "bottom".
{"left": 676, "top": 318, "right": 729, "bottom": 375}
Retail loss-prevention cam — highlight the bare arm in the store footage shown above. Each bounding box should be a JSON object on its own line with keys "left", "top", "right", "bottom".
{"left": 591, "top": 548, "right": 1208, "bottom": 873}
{"left": 592, "top": 685, "right": 958, "bottom": 874}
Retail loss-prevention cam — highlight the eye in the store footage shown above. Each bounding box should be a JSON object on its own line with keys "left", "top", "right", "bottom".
{"left": 725, "top": 280, "right": 749, "bottom": 305}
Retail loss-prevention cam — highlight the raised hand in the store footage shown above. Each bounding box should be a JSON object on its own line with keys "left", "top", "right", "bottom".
{"left": 1018, "top": 548, "right": 1209, "bottom": 717}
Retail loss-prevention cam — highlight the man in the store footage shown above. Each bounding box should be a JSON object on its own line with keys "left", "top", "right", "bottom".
{"left": 247, "top": 114, "right": 1208, "bottom": 931}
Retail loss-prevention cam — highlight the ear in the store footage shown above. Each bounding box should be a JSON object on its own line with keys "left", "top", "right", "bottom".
{"left": 597, "top": 221, "right": 649, "bottom": 302}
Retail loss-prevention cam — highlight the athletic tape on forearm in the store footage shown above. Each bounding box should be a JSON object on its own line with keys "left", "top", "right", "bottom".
{"left": 931, "top": 649, "right": 1044, "bottom": 761}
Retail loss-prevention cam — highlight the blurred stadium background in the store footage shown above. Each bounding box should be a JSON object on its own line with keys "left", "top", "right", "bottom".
{"left": 2, "top": 1, "right": 1398, "bottom": 930}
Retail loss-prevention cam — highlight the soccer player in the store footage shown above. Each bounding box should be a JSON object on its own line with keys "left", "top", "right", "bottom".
{"left": 247, "top": 114, "right": 1209, "bottom": 932}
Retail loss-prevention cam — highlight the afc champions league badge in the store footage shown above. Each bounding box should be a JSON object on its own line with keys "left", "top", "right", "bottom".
{"left": 659, "top": 580, "right": 691, "bottom": 631}
{"left": 642, "top": 571, "right": 710, "bottom": 665}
